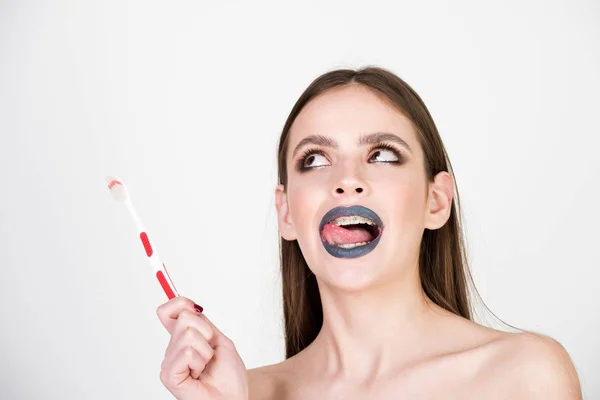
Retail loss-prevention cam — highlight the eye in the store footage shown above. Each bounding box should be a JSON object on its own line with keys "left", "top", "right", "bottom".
{"left": 297, "top": 148, "right": 330, "bottom": 171}
{"left": 368, "top": 144, "right": 402, "bottom": 163}
{"left": 296, "top": 143, "right": 403, "bottom": 172}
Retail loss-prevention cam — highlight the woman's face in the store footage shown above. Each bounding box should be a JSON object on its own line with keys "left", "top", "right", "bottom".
{"left": 276, "top": 85, "right": 452, "bottom": 290}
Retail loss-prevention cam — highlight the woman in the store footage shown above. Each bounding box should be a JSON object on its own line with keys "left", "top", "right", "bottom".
{"left": 156, "top": 67, "right": 582, "bottom": 399}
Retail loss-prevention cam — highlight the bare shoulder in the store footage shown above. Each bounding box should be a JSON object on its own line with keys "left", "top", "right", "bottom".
{"left": 481, "top": 331, "right": 582, "bottom": 399}
{"left": 247, "top": 362, "right": 288, "bottom": 400}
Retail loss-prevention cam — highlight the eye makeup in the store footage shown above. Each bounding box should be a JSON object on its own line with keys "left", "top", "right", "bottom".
{"left": 295, "top": 142, "right": 405, "bottom": 172}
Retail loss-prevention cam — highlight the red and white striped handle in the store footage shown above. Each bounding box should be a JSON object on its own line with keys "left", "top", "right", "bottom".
{"left": 139, "top": 231, "right": 179, "bottom": 299}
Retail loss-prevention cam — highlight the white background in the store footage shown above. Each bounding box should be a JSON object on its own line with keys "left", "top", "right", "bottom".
{"left": 1, "top": 0, "right": 598, "bottom": 398}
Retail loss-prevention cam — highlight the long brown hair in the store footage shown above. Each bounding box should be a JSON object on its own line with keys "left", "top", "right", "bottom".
{"left": 277, "top": 66, "right": 477, "bottom": 359}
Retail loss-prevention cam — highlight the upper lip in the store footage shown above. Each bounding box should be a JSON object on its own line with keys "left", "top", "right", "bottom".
{"left": 319, "top": 205, "right": 385, "bottom": 232}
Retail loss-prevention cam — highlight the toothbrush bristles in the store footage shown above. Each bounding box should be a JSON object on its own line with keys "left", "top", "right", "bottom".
{"left": 107, "top": 180, "right": 122, "bottom": 189}
{"left": 106, "top": 175, "right": 129, "bottom": 203}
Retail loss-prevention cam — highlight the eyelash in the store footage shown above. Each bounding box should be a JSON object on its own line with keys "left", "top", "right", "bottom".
{"left": 296, "top": 143, "right": 404, "bottom": 172}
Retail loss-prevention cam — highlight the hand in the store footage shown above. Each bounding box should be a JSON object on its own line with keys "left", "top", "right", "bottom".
{"left": 157, "top": 297, "right": 248, "bottom": 399}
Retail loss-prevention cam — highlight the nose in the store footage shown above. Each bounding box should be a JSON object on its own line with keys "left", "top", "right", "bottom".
{"left": 335, "top": 185, "right": 363, "bottom": 194}
{"left": 330, "top": 156, "right": 371, "bottom": 197}
{"left": 332, "top": 169, "right": 369, "bottom": 197}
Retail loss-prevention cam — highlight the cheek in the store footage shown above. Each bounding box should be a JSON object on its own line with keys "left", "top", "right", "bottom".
{"left": 378, "top": 175, "right": 428, "bottom": 226}
{"left": 287, "top": 178, "right": 328, "bottom": 235}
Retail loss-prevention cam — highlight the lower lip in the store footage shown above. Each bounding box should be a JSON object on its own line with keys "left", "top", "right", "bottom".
{"left": 320, "top": 233, "right": 383, "bottom": 259}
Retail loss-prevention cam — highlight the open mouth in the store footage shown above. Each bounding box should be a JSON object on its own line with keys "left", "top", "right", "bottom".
{"left": 319, "top": 205, "right": 384, "bottom": 258}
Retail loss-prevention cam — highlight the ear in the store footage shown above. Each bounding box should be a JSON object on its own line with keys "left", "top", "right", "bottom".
{"left": 424, "top": 171, "right": 454, "bottom": 230}
{"left": 275, "top": 184, "right": 297, "bottom": 241}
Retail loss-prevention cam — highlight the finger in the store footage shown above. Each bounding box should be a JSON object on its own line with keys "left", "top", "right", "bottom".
{"left": 170, "top": 310, "right": 215, "bottom": 347}
{"left": 160, "top": 346, "right": 206, "bottom": 397}
{"left": 196, "top": 312, "right": 236, "bottom": 350}
{"left": 156, "top": 296, "right": 199, "bottom": 334}
{"left": 169, "top": 307, "right": 234, "bottom": 352}
{"left": 164, "top": 326, "right": 215, "bottom": 375}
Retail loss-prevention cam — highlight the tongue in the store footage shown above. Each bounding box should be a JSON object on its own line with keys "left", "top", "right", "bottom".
{"left": 321, "top": 223, "right": 374, "bottom": 245}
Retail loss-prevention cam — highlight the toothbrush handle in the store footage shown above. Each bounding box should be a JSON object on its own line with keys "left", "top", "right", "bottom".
{"left": 139, "top": 232, "right": 180, "bottom": 299}
{"left": 156, "top": 264, "right": 179, "bottom": 300}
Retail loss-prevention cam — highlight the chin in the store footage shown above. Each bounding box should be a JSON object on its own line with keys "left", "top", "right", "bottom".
{"left": 314, "top": 249, "right": 388, "bottom": 293}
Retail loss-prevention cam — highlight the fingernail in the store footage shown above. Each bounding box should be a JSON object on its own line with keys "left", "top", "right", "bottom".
{"left": 194, "top": 304, "right": 203, "bottom": 313}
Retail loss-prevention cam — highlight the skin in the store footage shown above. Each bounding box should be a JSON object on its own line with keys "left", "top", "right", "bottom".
{"left": 252, "top": 85, "right": 582, "bottom": 399}
{"left": 157, "top": 297, "right": 248, "bottom": 399}
{"left": 156, "top": 85, "right": 582, "bottom": 399}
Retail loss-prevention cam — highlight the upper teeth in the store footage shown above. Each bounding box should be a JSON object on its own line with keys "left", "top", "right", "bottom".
{"left": 333, "top": 215, "right": 376, "bottom": 226}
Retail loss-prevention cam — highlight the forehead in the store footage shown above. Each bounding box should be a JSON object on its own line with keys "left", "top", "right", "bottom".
{"left": 289, "top": 85, "right": 418, "bottom": 149}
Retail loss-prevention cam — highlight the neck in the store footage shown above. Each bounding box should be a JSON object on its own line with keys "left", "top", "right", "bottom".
{"left": 305, "top": 264, "right": 446, "bottom": 382}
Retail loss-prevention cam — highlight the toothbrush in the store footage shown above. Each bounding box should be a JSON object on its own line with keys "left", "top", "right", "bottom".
{"left": 106, "top": 175, "right": 179, "bottom": 299}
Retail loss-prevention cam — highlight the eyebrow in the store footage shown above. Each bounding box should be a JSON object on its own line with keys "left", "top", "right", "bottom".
{"left": 291, "top": 132, "right": 412, "bottom": 159}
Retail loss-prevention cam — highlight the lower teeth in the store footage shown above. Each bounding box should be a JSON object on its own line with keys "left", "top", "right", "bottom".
{"left": 337, "top": 241, "right": 368, "bottom": 249}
